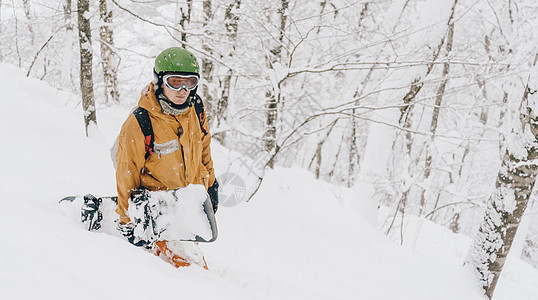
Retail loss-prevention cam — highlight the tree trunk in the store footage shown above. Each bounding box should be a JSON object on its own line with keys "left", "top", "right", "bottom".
{"left": 77, "top": 0, "right": 97, "bottom": 136}
{"left": 347, "top": 54, "right": 376, "bottom": 187}
{"left": 224, "top": 0, "right": 240, "bottom": 41}
{"left": 179, "top": 0, "right": 192, "bottom": 43}
{"left": 264, "top": 0, "right": 288, "bottom": 167}
{"left": 310, "top": 120, "right": 337, "bottom": 180}
{"left": 61, "top": 0, "right": 74, "bottom": 87}
{"left": 99, "top": 0, "right": 119, "bottom": 103}
{"left": 419, "top": 20, "right": 455, "bottom": 215}
{"left": 201, "top": 0, "right": 214, "bottom": 122}
{"left": 467, "top": 150, "right": 538, "bottom": 298}
{"left": 395, "top": 0, "right": 458, "bottom": 218}
{"left": 213, "top": 68, "right": 233, "bottom": 144}
{"left": 213, "top": 0, "right": 241, "bottom": 145}
{"left": 218, "top": 70, "right": 233, "bottom": 123}
{"left": 466, "top": 53, "right": 538, "bottom": 299}
{"left": 264, "top": 90, "right": 278, "bottom": 164}
{"left": 348, "top": 116, "right": 359, "bottom": 187}
{"left": 22, "top": 0, "right": 35, "bottom": 45}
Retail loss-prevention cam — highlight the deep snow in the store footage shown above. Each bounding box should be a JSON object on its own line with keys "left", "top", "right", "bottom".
{"left": 1, "top": 63, "right": 537, "bottom": 299}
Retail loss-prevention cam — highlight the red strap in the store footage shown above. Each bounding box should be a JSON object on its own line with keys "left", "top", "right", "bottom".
{"left": 198, "top": 112, "right": 207, "bottom": 135}
{"left": 145, "top": 135, "right": 154, "bottom": 155}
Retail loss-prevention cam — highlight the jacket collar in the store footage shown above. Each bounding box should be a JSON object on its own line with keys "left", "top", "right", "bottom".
{"left": 138, "top": 82, "right": 191, "bottom": 116}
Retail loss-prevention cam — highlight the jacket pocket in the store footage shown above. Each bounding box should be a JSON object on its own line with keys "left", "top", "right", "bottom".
{"left": 153, "top": 139, "right": 180, "bottom": 156}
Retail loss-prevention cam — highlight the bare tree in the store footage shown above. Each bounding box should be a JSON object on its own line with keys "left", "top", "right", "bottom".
{"left": 346, "top": 1, "right": 372, "bottom": 187}
{"left": 419, "top": 19, "right": 456, "bottom": 216}
{"left": 201, "top": 0, "right": 214, "bottom": 120}
{"left": 179, "top": 0, "right": 192, "bottom": 43}
{"left": 393, "top": 0, "right": 458, "bottom": 225}
{"left": 466, "top": 52, "right": 538, "bottom": 299}
{"left": 61, "top": 0, "right": 74, "bottom": 86}
{"left": 264, "top": 0, "right": 289, "bottom": 167}
{"left": 22, "top": 0, "right": 34, "bottom": 45}
{"left": 212, "top": 0, "right": 241, "bottom": 145}
{"left": 77, "top": 0, "right": 97, "bottom": 135}
{"left": 99, "top": 0, "right": 119, "bottom": 103}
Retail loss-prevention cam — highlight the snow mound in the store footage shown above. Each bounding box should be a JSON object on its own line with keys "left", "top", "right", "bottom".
{"left": 129, "top": 185, "right": 214, "bottom": 242}
{"left": 1, "top": 64, "right": 537, "bottom": 299}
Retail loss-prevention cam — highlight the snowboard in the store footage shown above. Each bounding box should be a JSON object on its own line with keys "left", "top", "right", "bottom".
{"left": 59, "top": 184, "right": 218, "bottom": 245}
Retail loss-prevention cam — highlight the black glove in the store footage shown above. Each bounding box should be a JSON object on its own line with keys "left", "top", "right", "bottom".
{"left": 207, "top": 179, "right": 219, "bottom": 214}
{"left": 117, "top": 221, "right": 135, "bottom": 238}
{"left": 116, "top": 221, "right": 151, "bottom": 249}
{"left": 130, "top": 189, "right": 150, "bottom": 204}
{"left": 81, "top": 194, "right": 103, "bottom": 231}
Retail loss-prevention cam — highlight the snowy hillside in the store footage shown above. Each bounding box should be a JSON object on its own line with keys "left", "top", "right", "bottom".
{"left": 1, "top": 63, "right": 537, "bottom": 299}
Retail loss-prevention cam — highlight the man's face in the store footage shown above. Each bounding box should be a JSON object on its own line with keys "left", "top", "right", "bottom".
{"left": 162, "top": 83, "right": 190, "bottom": 105}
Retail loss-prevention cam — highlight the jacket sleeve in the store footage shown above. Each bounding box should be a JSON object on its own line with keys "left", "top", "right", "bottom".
{"left": 201, "top": 108, "right": 216, "bottom": 188}
{"left": 115, "top": 116, "right": 146, "bottom": 224}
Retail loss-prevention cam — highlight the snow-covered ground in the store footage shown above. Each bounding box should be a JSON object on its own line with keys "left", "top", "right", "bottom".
{"left": 1, "top": 63, "right": 537, "bottom": 299}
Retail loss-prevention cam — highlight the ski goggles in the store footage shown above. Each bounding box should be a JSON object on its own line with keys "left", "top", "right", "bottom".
{"left": 163, "top": 74, "right": 199, "bottom": 91}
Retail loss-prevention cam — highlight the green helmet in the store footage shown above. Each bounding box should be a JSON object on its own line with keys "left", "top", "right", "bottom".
{"left": 154, "top": 47, "right": 199, "bottom": 75}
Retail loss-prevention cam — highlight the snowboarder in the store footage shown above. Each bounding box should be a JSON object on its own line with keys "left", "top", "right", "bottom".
{"left": 114, "top": 47, "right": 219, "bottom": 269}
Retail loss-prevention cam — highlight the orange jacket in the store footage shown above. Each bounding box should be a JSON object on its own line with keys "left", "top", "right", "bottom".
{"left": 115, "top": 83, "right": 215, "bottom": 224}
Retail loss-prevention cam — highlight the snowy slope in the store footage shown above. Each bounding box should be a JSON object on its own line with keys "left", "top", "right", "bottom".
{"left": 1, "top": 63, "right": 537, "bottom": 299}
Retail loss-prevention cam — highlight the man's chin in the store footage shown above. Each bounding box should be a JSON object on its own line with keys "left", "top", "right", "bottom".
{"left": 172, "top": 98, "right": 188, "bottom": 105}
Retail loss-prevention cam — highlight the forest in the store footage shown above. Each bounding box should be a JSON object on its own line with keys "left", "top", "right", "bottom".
{"left": 1, "top": 0, "right": 537, "bottom": 298}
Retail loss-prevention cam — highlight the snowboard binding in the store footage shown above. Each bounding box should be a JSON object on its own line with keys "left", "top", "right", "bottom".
{"left": 81, "top": 194, "right": 103, "bottom": 231}
{"left": 129, "top": 189, "right": 160, "bottom": 246}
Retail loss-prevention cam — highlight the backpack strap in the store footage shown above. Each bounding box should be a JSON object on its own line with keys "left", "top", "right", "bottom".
{"left": 133, "top": 107, "right": 154, "bottom": 159}
{"left": 192, "top": 94, "right": 208, "bottom": 136}
{"left": 132, "top": 97, "right": 206, "bottom": 159}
